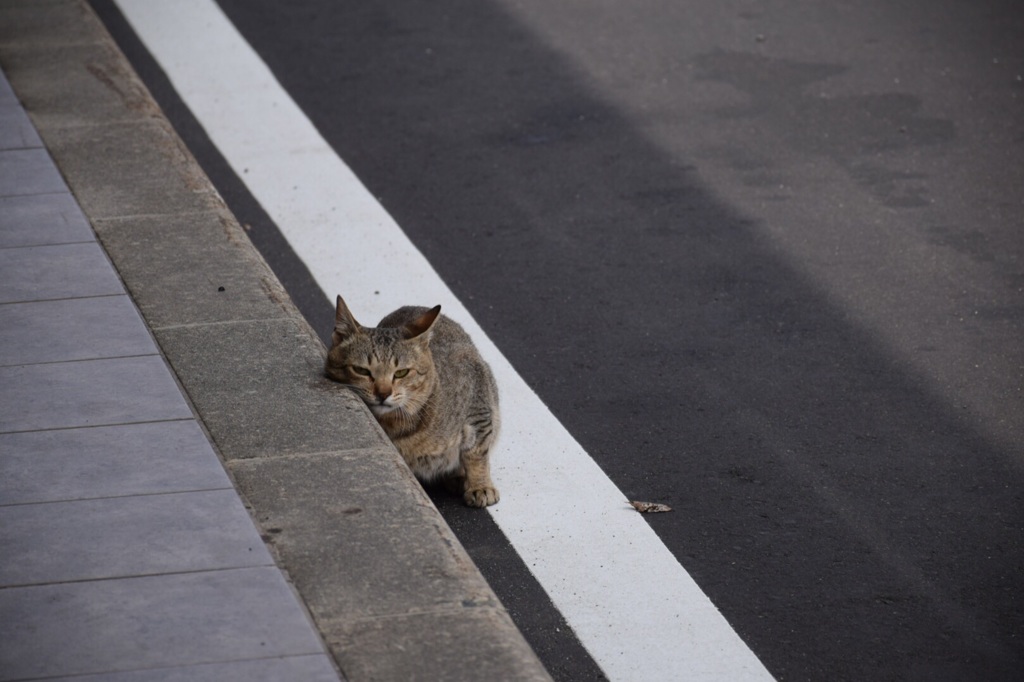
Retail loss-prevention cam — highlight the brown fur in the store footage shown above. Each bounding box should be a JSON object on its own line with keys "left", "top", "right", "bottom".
{"left": 325, "top": 295, "right": 500, "bottom": 507}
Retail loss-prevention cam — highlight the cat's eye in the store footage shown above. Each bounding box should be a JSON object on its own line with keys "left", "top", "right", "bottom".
{"left": 350, "top": 366, "right": 372, "bottom": 377}
{"left": 393, "top": 369, "right": 410, "bottom": 379}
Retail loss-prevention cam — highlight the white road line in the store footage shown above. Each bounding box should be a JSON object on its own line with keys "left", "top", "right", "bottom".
{"left": 114, "top": 1, "right": 774, "bottom": 679}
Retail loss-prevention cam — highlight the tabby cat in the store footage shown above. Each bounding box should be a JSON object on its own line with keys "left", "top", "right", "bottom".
{"left": 325, "top": 295, "right": 500, "bottom": 507}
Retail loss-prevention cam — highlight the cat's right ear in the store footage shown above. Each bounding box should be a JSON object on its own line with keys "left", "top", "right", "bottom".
{"left": 402, "top": 305, "right": 441, "bottom": 341}
{"left": 332, "top": 295, "right": 362, "bottom": 347}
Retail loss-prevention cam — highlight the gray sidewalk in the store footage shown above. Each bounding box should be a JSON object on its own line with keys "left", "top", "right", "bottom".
{"left": 0, "top": 64, "right": 342, "bottom": 682}
{"left": 0, "top": 1, "right": 549, "bottom": 680}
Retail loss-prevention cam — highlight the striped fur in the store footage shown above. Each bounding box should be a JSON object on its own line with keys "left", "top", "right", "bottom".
{"left": 326, "top": 295, "right": 500, "bottom": 507}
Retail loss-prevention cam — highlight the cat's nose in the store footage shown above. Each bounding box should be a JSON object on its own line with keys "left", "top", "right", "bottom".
{"left": 375, "top": 389, "right": 391, "bottom": 403}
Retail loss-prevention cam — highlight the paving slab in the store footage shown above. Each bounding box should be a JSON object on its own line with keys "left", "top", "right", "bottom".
{"left": 0, "top": 355, "right": 192, "bottom": 433}
{"left": 37, "top": 120, "right": 219, "bottom": 219}
{"left": 0, "top": 490, "right": 273, "bottom": 586}
{"left": 0, "top": 421, "right": 231, "bottom": 505}
{"left": 0, "top": 42, "right": 157, "bottom": 129}
{"left": 230, "top": 449, "right": 496, "bottom": 622}
{"left": 329, "top": 608, "right": 553, "bottom": 682}
{"left": 0, "top": 0, "right": 98, "bottom": 48}
{"left": 0, "top": 146, "right": 66, "bottom": 196}
{"left": 233, "top": 450, "right": 551, "bottom": 682}
{"left": 0, "top": 567, "right": 328, "bottom": 681}
{"left": 94, "top": 212, "right": 293, "bottom": 328}
{"left": 0, "top": 241, "right": 124, "bottom": 303}
{"left": 0, "top": 192, "right": 93, "bottom": 247}
{"left": 41, "top": 656, "right": 343, "bottom": 682}
{"left": 0, "top": 102, "right": 41, "bottom": 148}
{"left": 153, "top": 319, "right": 388, "bottom": 460}
{"left": 0, "top": 295, "right": 155, "bottom": 366}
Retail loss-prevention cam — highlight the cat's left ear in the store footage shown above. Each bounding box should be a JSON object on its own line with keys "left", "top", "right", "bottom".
{"left": 402, "top": 305, "right": 441, "bottom": 342}
{"left": 332, "top": 295, "right": 362, "bottom": 347}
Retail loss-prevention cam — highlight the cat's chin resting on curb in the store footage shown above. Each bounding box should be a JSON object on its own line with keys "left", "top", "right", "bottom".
{"left": 325, "top": 294, "right": 501, "bottom": 508}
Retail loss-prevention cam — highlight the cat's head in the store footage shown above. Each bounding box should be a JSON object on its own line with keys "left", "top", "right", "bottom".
{"left": 325, "top": 295, "right": 440, "bottom": 418}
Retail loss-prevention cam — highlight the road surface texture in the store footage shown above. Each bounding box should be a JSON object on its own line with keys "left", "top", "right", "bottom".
{"left": 95, "top": 0, "right": 1023, "bottom": 679}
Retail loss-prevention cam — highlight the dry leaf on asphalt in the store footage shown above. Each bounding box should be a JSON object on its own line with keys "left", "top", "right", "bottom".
{"left": 630, "top": 500, "right": 673, "bottom": 513}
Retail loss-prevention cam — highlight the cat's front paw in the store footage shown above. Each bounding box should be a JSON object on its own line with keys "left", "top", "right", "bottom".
{"left": 464, "top": 485, "right": 500, "bottom": 508}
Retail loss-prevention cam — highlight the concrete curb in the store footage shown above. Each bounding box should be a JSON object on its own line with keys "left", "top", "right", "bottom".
{"left": 0, "top": 1, "right": 551, "bottom": 679}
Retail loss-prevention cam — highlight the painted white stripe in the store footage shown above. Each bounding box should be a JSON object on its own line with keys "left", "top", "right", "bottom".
{"left": 114, "top": 1, "right": 774, "bottom": 679}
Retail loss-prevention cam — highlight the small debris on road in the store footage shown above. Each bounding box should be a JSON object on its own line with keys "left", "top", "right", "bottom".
{"left": 630, "top": 500, "right": 673, "bottom": 513}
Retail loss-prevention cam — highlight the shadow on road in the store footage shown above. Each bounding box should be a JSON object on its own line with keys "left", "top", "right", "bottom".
{"left": 98, "top": 0, "right": 1024, "bottom": 679}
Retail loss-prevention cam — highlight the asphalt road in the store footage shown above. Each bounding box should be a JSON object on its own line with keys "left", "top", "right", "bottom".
{"left": 95, "top": 0, "right": 1024, "bottom": 679}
